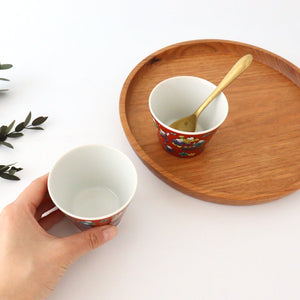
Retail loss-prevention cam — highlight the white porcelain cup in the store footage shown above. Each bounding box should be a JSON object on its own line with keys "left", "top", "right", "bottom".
{"left": 48, "top": 144, "right": 137, "bottom": 230}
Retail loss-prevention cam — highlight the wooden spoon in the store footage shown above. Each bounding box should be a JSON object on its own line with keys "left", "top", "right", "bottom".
{"left": 170, "top": 54, "right": 253, "bottom": 132}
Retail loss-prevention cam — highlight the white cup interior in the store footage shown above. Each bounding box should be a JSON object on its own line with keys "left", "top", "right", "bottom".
{"left": 48, "top": 145, "right": 137, "bottom": 220}
{"left": 149, "top": 76, "right": 228, "bottom": 133}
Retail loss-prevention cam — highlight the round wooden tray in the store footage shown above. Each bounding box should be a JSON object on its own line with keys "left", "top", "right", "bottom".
{"left": 119, "top": 40, "right": 300, "bottom": 205}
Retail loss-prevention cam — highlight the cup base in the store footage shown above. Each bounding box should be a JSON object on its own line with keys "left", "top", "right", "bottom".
{"left": 154, "top": 120, "right": 215, "bottom": 158}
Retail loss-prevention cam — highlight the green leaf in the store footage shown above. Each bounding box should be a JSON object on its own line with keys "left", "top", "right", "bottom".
{"left": 10, "top": 166, "right": 23, "bottom": 172}
{"left": 7, "top": 120, "right": 15, "bottom": 133}
{"left": 0, "top": 89, "right": 9, "bottom": 92}
{"left": 0, "top": 64, "right": 13, "bottom": 70}
{"left": 32, "top": 116, "right": 48, "bottom": 126}
{"left": 15, "top": 122, "right": 25, "bottom": 132}
{"left": 0, "top": 126, "right": 8, "bottom": 142}
{"left": 0, "top": 78, "right": 9, "bottom": 81}
{"left": 7, "top": 132, "right": 23, "bottom": 138}
{"left": 0, "top": 166, "right": 10, "bottom": 173}
{"left": 0, "top": 125, "right": 8, "bottom": 136}
{"left": 0, "top": 173, "right": 20, "bottom": 180}
{"left": 9, "top": 168, "right": 16, "bottom": 175}
{"left": 0, "top": 163, "right": 15, "bottom": 170}
{"left": 27, "top": 127, "right": 44, "bottom": 130}
{"left": 8, "top": 167, "right": 23, "bottom": 175}
{"left": 0, "top": 141, "right": 14, "bottom": 149}
{"left": 24, "top": 112, "right": 31, "bottom": 126}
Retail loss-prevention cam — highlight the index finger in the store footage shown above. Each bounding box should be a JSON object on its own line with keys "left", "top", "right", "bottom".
{"left": 16, "top": 174, "right": 49, "bottom": 213}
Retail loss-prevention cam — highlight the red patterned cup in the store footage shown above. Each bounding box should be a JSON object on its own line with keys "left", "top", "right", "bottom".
{"left": 149, "top": 76, "right": 228, "bottom": 157}
{"left": 48, "top": 145, "right": 137, "bottom": 230}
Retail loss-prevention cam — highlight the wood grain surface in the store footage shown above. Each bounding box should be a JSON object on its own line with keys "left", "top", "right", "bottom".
{"left": 119, "top": 40, "right": 300, "bottom": 205}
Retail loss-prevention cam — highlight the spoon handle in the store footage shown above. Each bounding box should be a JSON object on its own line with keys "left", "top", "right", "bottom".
{"left": 194, "top": 54, "right": 253, "bottom": 118}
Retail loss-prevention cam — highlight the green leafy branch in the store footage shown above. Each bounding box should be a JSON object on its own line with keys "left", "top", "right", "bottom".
{"left": 0, "top": 62, "right": 13, "bottom": 91}
{"left": 0, "top": 112, "right": 48, "bottom": 149}
{"left": 0, "top": 163, "right": 23, "bottom": 181}
{"left": 1, "top": 63, "right": 48, "bottom": 181}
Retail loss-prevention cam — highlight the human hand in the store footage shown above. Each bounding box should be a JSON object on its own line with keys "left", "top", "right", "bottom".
{"left": 0, "top": 174, "right": 118, "bottom": 300}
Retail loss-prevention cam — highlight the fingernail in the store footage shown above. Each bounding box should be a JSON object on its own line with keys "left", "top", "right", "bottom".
{"left": 102, "top": 225, "right": 118, "bottom": 241}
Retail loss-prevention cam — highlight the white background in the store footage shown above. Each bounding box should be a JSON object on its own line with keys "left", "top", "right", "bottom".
{"left": 1, "top": 0, "right": 300, "bottom": 299}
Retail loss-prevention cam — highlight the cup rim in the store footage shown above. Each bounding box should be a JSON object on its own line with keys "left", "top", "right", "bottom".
{"left": 48, "top": 144, "right": 138, "bottom": 221}
{"left": 149, "top": 76, "right": 229, "bottom": 135}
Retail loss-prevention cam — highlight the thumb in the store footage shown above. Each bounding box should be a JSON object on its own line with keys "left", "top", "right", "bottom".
{"left": 59, "top": 225, "right": 118, "bottom": 264}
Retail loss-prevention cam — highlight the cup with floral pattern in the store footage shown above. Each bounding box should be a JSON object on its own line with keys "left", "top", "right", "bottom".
{"left": 149, "top": 76, "right": 229, "bottom": 157}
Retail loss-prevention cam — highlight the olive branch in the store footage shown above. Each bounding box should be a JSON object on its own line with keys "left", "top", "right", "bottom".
{"left": 1, "top": 61, "right": 48, "bottom": 181}
{"left": 0, "top": 163, "right": 23, "bottom": 181}
{"left": 0, "top": 62, "right": 13, "bottom": 92}
{"left": 0, "top": 112, "right": 48, "bottom": 149}
{"left": 0, "top": 112, "right": 47, "bottom": 181}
